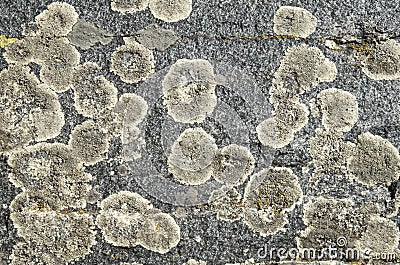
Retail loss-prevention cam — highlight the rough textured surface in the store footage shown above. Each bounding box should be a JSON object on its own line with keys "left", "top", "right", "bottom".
{"left": 1, "top": 0, "right": 400, "bottom": 264}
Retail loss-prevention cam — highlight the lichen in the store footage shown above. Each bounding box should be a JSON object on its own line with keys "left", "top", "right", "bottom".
{"left": 212, "top": 144, "right": 255, "bottom": 186}
{"left": 111, "top": 0, "right": 149, "bottom": 14}
{"left": 361, "top": 39, "right": 400, "bottom": 80}
{"left": 35, "top": 2, "right": 78, "bottom": 37}
{"left": 10, "top": 193, "right": 96, "bottom": 264}
{"left": 347, "top": 132, "right": 400, "bottom": 187}
{"left": 274, "top": 101, "right": 309, "bottom": 132}
{"left": 309, "top": 128, "right": 355, "bottom": 176}
{"left": 67, "top": 19, "right": 113, "bottom": 50}
{"left": 110, "top": 40, "right": 155, "bottom": 84}
{"left": 356, "top": 216, "right": 400, "bottom": 254}
{"left": 162, "top": 59, "right": 217, "bottom": 124}
{"left": 3, "top": 38, "right": 33, "bottom": 64}
{"left": 208, "top": 186, "right": 243, "bottom": 222}
{"left": 137, "top": 212, "right": 181, "bottom": 254}
{"left": 96, "top": 191, "right": 152, "bottom": 247}
{"left": 148, "top": 0, "right": 192, "bottom": 23}
{"left": 0, "top": 34, "right": 17, "bottom": 48}
{"left": 168, "top": 127, "right": 218, "bottom": 172}
{"left": 243, "top": 167, "right": 302, "bottom": 236}
{"left": 8, "top": 144, "right": 91, "bottom": 210}
{"left": 69, "top": 120, "right": 111, "bottom": 165}
{"left": 0, "top": 65, "right": 65, "bottom": 153}
{"left": 134, "top": 24, "right": 178, "bottom": 51}
{"left": 168, "top": 163, "right": 213, "bottom": 185}
{"left": 311, "top": 88, "right": 359, "bottom": 132}
{"left": 36, "top": 37, "right": 80, "bottom": 92}
{"left": 298, "top": 198, "right": 380, "bottom": 251}
{"left": 273, "top": 6, "right": 317, "bottom": 38}
{"left": 72, "top": 62, "right": 118, "bottom": 118}
{"left": 256, "top": 117, "right": 294, "bottom": 149}
{"left": 270, "top": 44, "right": 337, "bottom": 103}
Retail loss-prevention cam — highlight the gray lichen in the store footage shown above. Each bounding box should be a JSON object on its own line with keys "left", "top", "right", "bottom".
{"left": 309, "top": 128, "right": 355, "bottom": 176}
{"left": 10, "top": 193, "right": 96, "bottom": 264}
{"left": 208, "top": 186, "right": 243, "bottom": 222}
{"left": 0, "top": 65, "right": 65, "bottom": 154}
{"left": 273, "top": 6, "right": 317, "bottom": 38}
{"left": 110, "top": 40, "right": 155, "bottom": 84}
{"left": 8, "top": 144, "right": 92, "bottom": 210}
{"left": 256, "top": 117, "right": 294, "bottom": 149}
{"left": 148, "top": 0, "right": 192, "bottom": 23}
{"left": 298, "top": 197, "right": 380, "bottom": 251}
{"left": 310, "top": 88, "right": 359, "bottom": 132}
{"left": 35, "top": 2, "right": 78, "bottom": 37}
{"left": 162, "top": 59, "right": 217, "bottom": 124}
{"left": 347, "top": 132, "right": 400, "bottom": 187}
{"left": 67, "top": 19, "right": 113, "bottom": 50}
{"left": 134, "top": 24, "right": 178, "bottom": 51}
{"left": 72, "top": 62, "right": 118, "bottom": 118}
{"left": 243, "top": 167, "right": 302, "bottom": 236}
{"left": 137, "top": 212, "right": 181, "bottom": 254}
{"left": 356, "top": 216, "right": 400, "bottom": 254}
{"left": 270, "top": 44, "right": 337, "bottom": 103}
{"left": 96, "top": 191, "right": 153, "bottom": 247}
{"left": 361, "top": 39, "right": 400, "bottom": 80}
{"left": 168, "top": 127, "right": 218, "bottom": 173}
{"left": 69, "top": 120, "right": 111, "bottom": 165}
{"left": 212, "top": 144, "right": 255, "bottom": 186}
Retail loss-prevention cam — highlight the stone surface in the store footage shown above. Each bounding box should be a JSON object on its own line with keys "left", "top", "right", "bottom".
{"left": 1, "top": 0, "right": 400, "bottom": 264}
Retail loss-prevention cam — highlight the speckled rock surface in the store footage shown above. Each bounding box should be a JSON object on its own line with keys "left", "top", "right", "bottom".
{"left": 1, "top": 0, "right": 400, "bottom": 264}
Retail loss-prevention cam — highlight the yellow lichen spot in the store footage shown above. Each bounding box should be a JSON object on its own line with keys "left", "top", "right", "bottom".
{"left": 274, "top": 209, "right": 279, "bottom": 215}
{"left": 155, "top": 225, "right": 160, "bottom": 231}
{"left": 29, "top": 204, "right": 45, "bottom": 212}
{"left": 0, "top": 34, "right": 17, "bottom": 48}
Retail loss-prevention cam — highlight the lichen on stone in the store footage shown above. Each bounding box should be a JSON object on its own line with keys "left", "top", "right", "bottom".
{"left": 212, "top": 144, "right": 255, "bottom": 186}
{"left": 311, "top": 88, "right": 359, "bottom": 132}
{"left": 134, "top": 24, "right": 178, "bottom": 51}
{"left": 166, "top": 127, "right": 218, "bottom": 184}
{"left": 69, "top": 120, "right": 111, "bottom": 165}
{"left": 72, "top": 62, "right": 118, "bottom": 118}
{"left": 8, "top": 144, "right": 92, "bottom": 210}
{"left": 0, "top": 65, "right": 65, "bottom": 154}
{"left": 273, "top": 6, "right": 317, "bottom": 38}
{"left": 243, "top": 167, "right": 302, "bottom": 236}
{"left": 110, "top": 40, "right": 155, "bottom": 84}
{"left": 208, "top": 186, "right": 243, "bottom": 222}
{"left": 347, "top": 132, "right": 400, "bottom": 187}
{"left": 163, "top": 59, "right": 217, "bottom": 124}
{"left": 35, "top": 2, "right": 78, "bottom": 37}
{"left": 149, "top": 0, "right": 192, "bottom": 23}
{"left": 96, "top": 191, "right": 152, "bottom": 247}
{"left": 361, "top": 39, "right": 400, "bottom": 80}
{"left": 137, "top": 212, "right": 181, "bottom": 254}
